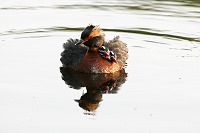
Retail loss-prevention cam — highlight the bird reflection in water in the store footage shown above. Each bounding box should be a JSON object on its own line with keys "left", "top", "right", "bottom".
{"left": 60, "top": 67, "right": 128, "bottom": 115}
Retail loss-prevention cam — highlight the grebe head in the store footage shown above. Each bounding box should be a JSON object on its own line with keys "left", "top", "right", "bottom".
{"left": 81, "top": 24, "right": 105, "bottom": 49}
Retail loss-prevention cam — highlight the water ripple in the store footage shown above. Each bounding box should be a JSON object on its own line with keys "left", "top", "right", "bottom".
{"left": 1, "top": 1, "right": 200, "bottom": 19}
{"left": 1, "top": 27, "right": 200, "bottom": 42}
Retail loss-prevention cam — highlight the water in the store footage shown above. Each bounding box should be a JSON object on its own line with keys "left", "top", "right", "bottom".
{"left": 0, "top": 0, "right": 200, "bottom": 133}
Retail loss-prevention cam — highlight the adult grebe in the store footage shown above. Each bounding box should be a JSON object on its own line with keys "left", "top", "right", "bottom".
{"left": 60, "top": 24, "right": 128, "bottom": 73}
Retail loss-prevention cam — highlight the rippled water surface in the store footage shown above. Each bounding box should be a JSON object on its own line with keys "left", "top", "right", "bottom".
{"left": 1, "top": 0, "right": 200, "bottom": 133}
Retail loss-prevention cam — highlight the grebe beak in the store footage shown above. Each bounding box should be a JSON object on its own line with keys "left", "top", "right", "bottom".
{"left": 74, "top": 99, "right": 81, "bottom": 103}
{"left": 75, "top": 39, "right": 84, "bottom": 45}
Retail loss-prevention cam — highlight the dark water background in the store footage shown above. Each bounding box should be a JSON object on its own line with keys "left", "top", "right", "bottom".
{"left": 0, "top": 0, "right": 200, "bottom": 133}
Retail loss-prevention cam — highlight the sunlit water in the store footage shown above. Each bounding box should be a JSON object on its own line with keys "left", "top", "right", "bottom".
{"left": 0, "top": 0, "right": 200, "bottom": 133}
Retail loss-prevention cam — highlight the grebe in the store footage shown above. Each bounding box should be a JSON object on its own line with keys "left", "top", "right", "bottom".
{"left": 60, "top": 24, "right": 128, "bottom": 73}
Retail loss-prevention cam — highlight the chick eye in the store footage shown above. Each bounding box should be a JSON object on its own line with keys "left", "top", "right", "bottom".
{"left": 101, "top": 46, "right": 106, "bottom": 50}
{"left": 110, "top": 51, "right": 115, "bottom": 56}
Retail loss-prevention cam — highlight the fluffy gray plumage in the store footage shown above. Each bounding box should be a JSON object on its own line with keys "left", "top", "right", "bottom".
{"left": 104, "top": 36, "right": 128, "bottom": 66}
{"left": 60, "top": 39, "right": 88, "bottom": 69}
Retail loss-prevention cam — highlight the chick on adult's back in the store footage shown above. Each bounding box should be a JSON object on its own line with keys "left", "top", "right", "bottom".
{"left": 60, "top": 24, "right": 128, "bottom": 73}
